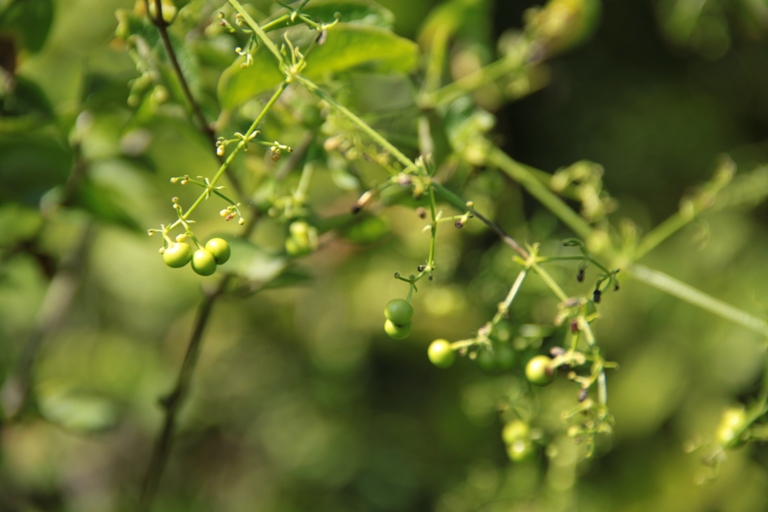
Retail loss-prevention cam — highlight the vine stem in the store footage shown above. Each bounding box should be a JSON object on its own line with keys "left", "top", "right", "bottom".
{"left": 138, "top": 82, "right": 288, "bottom": 509}
{"left": 168, "top": 82, "right": 289, "bottom": 230}
{"left": 294, "top": 75, "right": 415, "bottom": 170}
{"left": 228, "top": 0, "right": 285, "bottom": 65}
{"left": 142, "top": 0, "right": 248, "bottom": 195}
{"left": 492, "top": 268, "right": 529, "bottom": 325}
{"left": 628, "top": 264, "right": 768, "bottom": 336}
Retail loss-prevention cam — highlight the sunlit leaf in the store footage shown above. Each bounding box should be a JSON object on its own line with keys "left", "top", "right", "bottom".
{"left": 218, "top": 23, "right": 418, "bottom": 109}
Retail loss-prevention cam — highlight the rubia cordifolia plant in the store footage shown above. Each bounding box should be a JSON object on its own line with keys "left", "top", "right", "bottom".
{"left": 88, "top": 0, "right": 768, "bottom": 507}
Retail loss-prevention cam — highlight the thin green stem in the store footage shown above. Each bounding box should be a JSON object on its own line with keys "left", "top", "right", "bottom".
{"left": 492, "top": 268, "right": 529, "bottom": 325}
{"left": 487, "top": 147, "right": 595, "bottom": 243}
{"left": 166, "top": 82, "right": 289, "bottom": 232}
{"left": 581, "top": 322, "right": 607, "bottom": 405}
{"left": 294, "top": 74, "right": 414, "bottom": 170}
{"left": 228, "top": 0, "right": 284, "bottom": 65}
{"left": 633, "top": 211, "right": 693, "bottom": 260}
{"left": 431, "top": 182, "right": 529, "bottom": 259}
{"left": 427, "top": 187, "right": 438, "bottom": 268}
{"left": 628, "top": 263, "right": 768, "bottom": 336}
{"left": 422, "top": 24, "right": 450, "bottom": 95}
{"left": 531, "top": 263, "right": 569, "bottom": 302}
{"left": 423, "top": 54, "right": 527, "bottom": 108}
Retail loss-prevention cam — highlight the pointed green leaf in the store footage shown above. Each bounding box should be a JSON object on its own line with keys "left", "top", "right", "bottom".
{"left": 218, "top": 23, "right": 418, "bottom": 109}
{"left": 264, "top": 0, "right": 394, "bottom": 29}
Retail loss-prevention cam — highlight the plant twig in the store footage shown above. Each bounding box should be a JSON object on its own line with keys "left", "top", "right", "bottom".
{"left": 144, "top": 0, "right": 246, "bottom": 198}
{"left": 138, "top": 276, "right": 227, "bottom": 512}
{"left": 628, "top": 263, "right": 768, "bottom": 336}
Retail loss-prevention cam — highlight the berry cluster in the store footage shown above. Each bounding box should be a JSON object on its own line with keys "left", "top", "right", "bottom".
{"left": 162, "top": 237, "right": 231, "bottom": 276}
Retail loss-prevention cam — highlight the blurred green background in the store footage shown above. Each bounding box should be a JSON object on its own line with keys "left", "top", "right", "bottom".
{"left": 2, "top": 0, "right": 768, "bottom": 511}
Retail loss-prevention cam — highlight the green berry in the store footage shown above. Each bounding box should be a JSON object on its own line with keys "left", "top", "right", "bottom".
{"left": 428, "top": 339, "right": 455, "bottom": 368}
{"left": 384, "top": 299, "right": 413, "bottom": 326}
{"left": 163, "top": 242, "right": 193, "bottom": 268}
{"left": 716, "top": 407, "right": 749, "bottom": 447}
{"left": 476, "top": 348, "right": 497, "bottom": 373}
{"left": 191, "top": 249, "right": 217, "bottom": 276}
{"left": 525, "top": 355, "right": 555, "bottom": 386}
{"left": 384, "top": 319, "right": 411, "bottom": 339}
{"left": 286, "top": 221, "right": 318, "bottom": 257}
{"left": 205, "top": 238, "right": 231, "bottom": 264}
{"left": 502, "top": 420, "right": 530, "bottom": 444}
{"left": 495, "top": 344, "right": 516, "bottom": 371}
{"left": 507, "top": 438, "right": 534, "bottom": 461}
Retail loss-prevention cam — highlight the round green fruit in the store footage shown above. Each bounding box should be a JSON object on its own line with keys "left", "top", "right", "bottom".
{"left": 191, "top": 249, "right": 217, "bottom": 276}
{"left": 428, "top": 339, "right": 455, "bottom": 369}
{"left": 384, "top": 299, "right": 414, "bottom": 326}
{"left": 507, "top": 439, "right": 534, "bottom": 462}
{"left": 502, "top": 420, "right": 530, "bottom": 445}
{"left": 163, "top": 242, "right": 193, "bottom": 268}
{"left": 205, "top": 238, "right": 231, "bottom": 264}
{"left": 384, "top": 319, "right": 411, "bottom": 339}
{"left": 525, "top": 355, "right": 555, "bottom": 386}
{"left": 495, "top": 344, "right": 516, "bottom": 371}
{"left": 476, "top": 348, "right": 497, "bottom": 373}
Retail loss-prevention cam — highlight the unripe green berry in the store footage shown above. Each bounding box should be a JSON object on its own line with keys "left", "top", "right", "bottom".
{"left": 191, "top": 249, "right": 217, "bottom": 276}
{"left": 716, "top": 407, "right": 749, "bottom": 447}
{"left": 525, "top": 355, "right": 555, "bottom": 386}
{"left": 428, "top": 339, "right": 455, "bottom": 368}
{"left": 205, "top": 238, "right": 231, "bottom": 264}
{"left": 502, "top": 420, "right": 530, "bottom": 444}
{"left": 507, "top": 439, "right": 534, "bottom": 461}
{"left": 384, "top": 319, "right": 411, "bottom": 339}
{"left": 163, "top": 242, "right": 193, "bottom": 268}
{"left": 384, "top": 299, "right": 413, "bottom": 326}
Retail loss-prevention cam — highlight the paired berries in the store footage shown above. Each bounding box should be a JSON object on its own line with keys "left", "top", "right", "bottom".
{"left": 162, "top": 238, "right": 230, "bottom": 276}
{"left": 502, "top": 420, "right": 535, "bottom": 462}
{"left": 716, "top": 406, "right": 749, "bottom": 448}
{"left": 384, "top": 299, "right": 413, "bottom": 339}
{"left": 285, "top": 221, "right": 318, "bottom": 257}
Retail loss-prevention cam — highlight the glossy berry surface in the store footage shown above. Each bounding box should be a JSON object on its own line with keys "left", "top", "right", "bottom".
{"left": 428, "top": 339, "right": 455, "bottom": 368}
{"left": 384, "top": 299, "right": 413, "bottom": 326}
{"left": 384, "top": 319, "right": 411, "bottom": 339}
{"left": 205, "top": 238, "right": 231, "bottom": 264}
{"left": 191, "top": 249, "right": 217, "bottom": 276}
{"left": 525, "top": 355, "right": 555, "bottom": 386}
{"left": 717, "top": 407, "right": 749, "bottom": 447}
{"left": 163, "top": 242, "right": 193, "bottom": 268}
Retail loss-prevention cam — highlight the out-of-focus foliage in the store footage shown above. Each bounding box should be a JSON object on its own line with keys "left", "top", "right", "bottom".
{"left": 1, "top": 0, "right": 768, "bottom": 511}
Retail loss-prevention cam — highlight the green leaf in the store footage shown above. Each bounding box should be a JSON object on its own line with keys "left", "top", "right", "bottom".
{"left": 0, "top": 136, "right": 71, "bottom": 206}
{"left": 38, "top": 384, "right": 117, "bottom": 433}
{"left": 265, "top": 0, "right": 394, "bottom": 29}
{"left": 75, "top": 179, "right": 143, "bottom": 232}
{"left": 0, "top": 0, "right": 54, "bottom": 53}
{"left": 339, "top": 213, "right": 390, "bottom": 245}
{"left": 218, "top": 23, "right": 418, "bottom": 109}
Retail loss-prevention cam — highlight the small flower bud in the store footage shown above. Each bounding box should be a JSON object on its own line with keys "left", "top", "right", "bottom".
{"left": 238, "top": 217, "right": 245, "bottom": 225}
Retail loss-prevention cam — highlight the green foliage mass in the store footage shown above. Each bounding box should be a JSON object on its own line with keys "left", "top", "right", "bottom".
{"left": 2, "top": 0, "right": 768, "bottom": 511}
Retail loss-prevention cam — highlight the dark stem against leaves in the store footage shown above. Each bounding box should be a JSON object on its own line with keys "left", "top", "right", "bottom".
{"left": 138, "top": 277, "right": 225, "bottom": 512}
{"left": 143, "top": 0, "right": 245, "bottom": 198}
